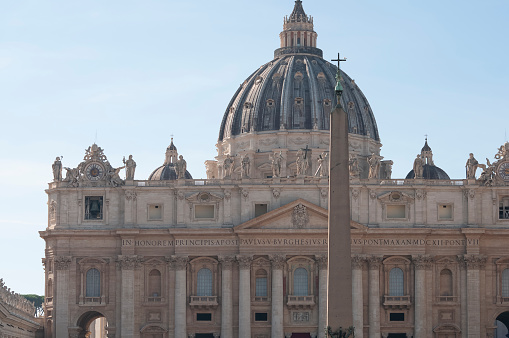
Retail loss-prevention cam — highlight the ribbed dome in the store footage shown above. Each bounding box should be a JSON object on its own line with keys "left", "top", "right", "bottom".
{"left": 405, "top": 165, "right": 450, "bottom": 180}
{"left": 218, "top": 56, "right": 379, "bottom": 142}
{"left": 148, "top": 164, "right": 192, "bottom": 181}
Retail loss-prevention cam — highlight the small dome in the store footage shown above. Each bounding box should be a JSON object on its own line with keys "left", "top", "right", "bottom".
{"left": 148, "top": 164, "right": 192, "bottom": 181}
{"left": 405, "top": 165, "right": 450, "bottom": 180}
{"left": 168, "top": 139, "right": 177, "bottom": 151}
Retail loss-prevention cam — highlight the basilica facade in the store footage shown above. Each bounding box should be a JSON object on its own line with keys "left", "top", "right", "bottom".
{"left": 41, "top": 1, "right": 509, "bottom": 338}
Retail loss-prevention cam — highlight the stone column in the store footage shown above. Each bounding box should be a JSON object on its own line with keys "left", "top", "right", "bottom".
{"left": 465, "top": 254, "right": 486, "bottom": 338}
{"left": 352, "top": 255, "right": 365, "bottom": 338}
{"left": 316, "top": 255, "right": 328, "bottom": 335}
{"left": 219, "top": 256, "right": 235, "bottom": 338}
{"left": 54, "top": 256, "right": 72, "bottom": 338}
{"left": 458, "top": 256, "right": 468, "bottom": 337}
{"left": 367, "top": 256, "right": 382, "bottom": 338}
{"left": 270, "top": 255, "right": 285, "bottom": 338}
{"left": 118, "top": 255, "right": 141, "bottom": 338}
{"left": 413, "top": 255, "right": 431, "bottom": 338}
{"left": 173, "top": 256, "right": 189, "bottom": 338}
{"left": 237, "top": 255, "right": 252, "bottom": 338}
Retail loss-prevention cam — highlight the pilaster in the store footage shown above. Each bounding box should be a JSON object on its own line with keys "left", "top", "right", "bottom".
{"left": 237, "top": 255, "right": 252, "bottom": 338}
{"left": 172, "top": 255, "right": 189, "bottom": 338}
{"left": 219, "top": 256, "right": 235, "bottom": 338}
{"left": 316, "top": 255, "right": 328, "bottom": 335}
{"left": 270, "top": 254, "right": 286, "bottom": 338}
{"left": 352, "top": 255, "right": 365, "bottom": 338}
{"left": 412, "top": 255, "right": 432, "bottom": 338}
{"left": 55, "top": 256, "right": 72, "bottom": 338}
{"left": 117, "top": 255, "right": 142, "bottom": 338}
{"left": 367, "top": 256, "right": 382, "bottom": 338}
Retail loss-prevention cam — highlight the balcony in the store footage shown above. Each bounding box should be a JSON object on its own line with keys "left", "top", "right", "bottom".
{"left": 253, "top": 296, "right": 270, "bottom": 303}
{"left": 147, "top": 297, "right": 163, "bottom": 302}
{"left": 84, "top": 297, "right": 102, "bottom": 304}
{"left": 287, "top": 295, "right": 315, "bottom": 309}
{"left": 436, "top": 296, "right": 458, "bottom": 303}
{"left": 383, "top": 295, "right": 411, "bottom": 309}
{"left": 189, "top": 296, "right": 218, "bottom": 308}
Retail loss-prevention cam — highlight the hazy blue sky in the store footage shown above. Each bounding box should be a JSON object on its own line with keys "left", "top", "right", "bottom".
{"left": 1, "top": 0, "right": 508, "bottom": 294}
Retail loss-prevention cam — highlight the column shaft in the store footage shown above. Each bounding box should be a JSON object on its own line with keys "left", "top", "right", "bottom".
{"left": 271, "top": 256, "right": 285, "bottom": 338}
{"left": 120, "top": 269, "right": 135, "bottom": 338}
{"left": 55, "top": 259, "right": 70, "bottom": 338}
{"left": 318, "top": 257, "right": 328, "bottom": 336}
{"left": 220, "top": 257, "right": 233, "bottom": 338}
{"left": 368, "top": 258, "right": 381, "bottom": 338}
{"left": 352, "top": 259, "right": 364, "bottom": 338}
{"left": 173, "top": 256, "right": 188, "bottom": 338}
{"left": 238, "top": 258, "right": 252, "bottom": 338}
{"left": 414, "top": 268, "right": 426, "bottom": 338}
{"left": 467, "top": 268, "right": 480, "bottom": 337}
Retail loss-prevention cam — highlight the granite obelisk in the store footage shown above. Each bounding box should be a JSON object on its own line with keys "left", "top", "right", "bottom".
{"left": 326, "top": 54, "right": 354, "bottom": 335}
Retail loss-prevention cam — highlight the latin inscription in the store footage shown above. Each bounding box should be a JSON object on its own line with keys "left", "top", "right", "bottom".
{"left": 122, "top": 237, "right": 479, "bottom": 247}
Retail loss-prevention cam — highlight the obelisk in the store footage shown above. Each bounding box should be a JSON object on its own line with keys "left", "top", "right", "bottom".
{"left": 326, "top": 53, "right": 353, "bottom": 335}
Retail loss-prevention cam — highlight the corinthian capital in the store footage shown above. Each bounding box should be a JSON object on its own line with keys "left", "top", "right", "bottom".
{"left": 54, "top": 256, "right": 72, "bottom": 270}
{"left": 463, "top": 254, "right": 487, "bottom": 269}
{"left": 316, "top": 255, "right": 328, "bottom": 270}
{"left": 236, "top": 255, "right": 253, "bottom": 269}
{"left": 269, "top": 254, "right": 286, "bottom": 270}
{"left": 367, "top": 255, "right": 383, "bottom": 269}
{"left": 117, "top": 255, "right": 142, "bottom": 270}
{"left": 218, "top": 256, "right": 235, "bottom": 269}
{"left": 412, "top": 254, "right": 433, "bottom": 270}
{"left": 351, "top": 255, "right": 365, "bottom": 269}
{"left": 170, "top": 255, "right": 189, "bottom": 270}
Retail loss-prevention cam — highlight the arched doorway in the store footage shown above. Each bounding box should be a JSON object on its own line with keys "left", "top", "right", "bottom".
{"left": 496, "top": 311, "right": 509, "bottom": 338}
{"left": 76, "top": 311, "right": 110, "bottom": 338}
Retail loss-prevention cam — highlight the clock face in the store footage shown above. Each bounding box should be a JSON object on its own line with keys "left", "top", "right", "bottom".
{"left": 498, "top": 161, "right": 509, "bottom": 181}
{"left": 85, "top": 163, "right": 104, "bottom": 181}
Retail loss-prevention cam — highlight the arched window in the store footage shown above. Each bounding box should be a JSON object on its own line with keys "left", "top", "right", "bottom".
{"left": 389, "top": 268, "right": 404, "bottom": 296}
{"left": 86, "top": 268, "right": 100, "bottom": 297}
{"left": 502, "top": 268, "right": 509, "bottom": 297}
{"left": 255, "top": 269, "right": 268, "bottom": 297}
{"left": 149, "top": 269, "right": 162, "bottom": 298}
{"left": 197, "top": 268, "right": 213, "bottom": 296}
{"left": 293, "top": 268, "right": 308, "bottom": 296}
{"left": 440, "top": 269, "right": 453, "bottom": 297}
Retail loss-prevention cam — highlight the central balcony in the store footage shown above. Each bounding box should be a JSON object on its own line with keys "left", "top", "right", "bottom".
{"left": 287, "top": 295, "right": 315, "bottom": 309}
{"left": 383, "top": 295, "right": 411, "bottom": 309}
{"left": 189, "top": 295, "right": 218, "bottom": 308}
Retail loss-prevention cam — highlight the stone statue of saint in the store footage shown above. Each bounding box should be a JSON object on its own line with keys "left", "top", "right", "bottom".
{"left": 63, "top": 167, "right": 80, "bottom": 187}
{"left": 107, "top": 166, "right": 125, "bottom": 187}
{"left": 349, "top": 154, "right": 360, "bottom": 178}
{"left": 270, "top": 151, "right": 283, "bottom": 178}
{"left": 296, "top": 150, "right": 309, "bottom": 176}
{"left": 465, "top": 153, "right": 479, "bottom": 179}
{"left": 413, "top": 154, "right": 424, "bottom": 179}
{"left": 52, "top": 157, "right": 62, "bottom": 181}
{"left": 175, "top": 155, "right": 187, "bottom": 179}
{"left": 241, "top": 154, "right": 250, "bottom": 178}
{"left": 223, "top": 155, "right": 234, "bottom": 178}
{"left": 315, "top": 152, "right": 329, "bottom": 177}
{"left": 123, "top": 155, "right": 136, "bottom": 180}
{"left": 367, "top": 153, "right": 381, "bottom": 179}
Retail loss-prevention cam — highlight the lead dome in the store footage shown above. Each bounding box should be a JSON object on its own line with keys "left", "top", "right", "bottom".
{"left": 210, "top": 0, "right": 385, "bottom": 180}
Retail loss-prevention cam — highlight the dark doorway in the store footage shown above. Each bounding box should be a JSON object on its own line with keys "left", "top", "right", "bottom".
{"left": 291, "top": 334, "right": 311, "bottom": 338}
{"left": 387, "top": 334, "right": 407, "bottom": 338}
{"left": 195, "top": 334, "right": 214, "bottom": 338}
{"left": 76, "top": 311, "right": 108, "bottom": 338}
{"left": 496, "top": 311, "right": 509, "bottom": 337}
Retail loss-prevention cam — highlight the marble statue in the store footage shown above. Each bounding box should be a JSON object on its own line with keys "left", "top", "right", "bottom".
{"left": 413, "top": 154, "right": 424, "bottom": 179}
{"left": 348, "top": 154, "right": 360, "bottom": 178}
{"left": 296, "top": 149, "right": 309, "bottom": 176}
{"left": 175, "top": 155, "right": 187, "bottom": 179}
{"left": 123, "top": 155, "right": 136, "bottom": 180}
{"left": 63, "top": 167, "right": 80, "bottom": 187}
{"left": 241, "top": 154, "right": 250, "bottom": 178}
{"left": 315, "top": 152, "right": 329, "bottom": 177}
{"left": 465, "top": 153, "right": 479, "bottom": 179}
{"left": 270, "top": 151, "right": 283, "bottom": 178}
{"left": 107, "top": 166, "right": 125, "bottom": 187}
{"left": 52, "top": 157, "right": 62, "bottom": 181}
{"left": 367, "top": 153, "right": 381, "bottom": 179}
{"left": 223, "top": 155, "right": 234, "bottom": 178}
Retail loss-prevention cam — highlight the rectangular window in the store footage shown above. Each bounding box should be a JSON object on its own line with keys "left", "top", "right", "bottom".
{"left": 500, "top": 197, "right": 509, "bottom": 220}
{"left": 85, "top": 196, "right": 103, "bottom": 220}
{"left": 195, "top": 205, "right": 214, "bottom": 219}
{"left": 255, "top": 277, "right": 268, "bottom": 297}
{"left": 438, "top": 204, "right": 453, "bottom": 220}
{"left": 389, "top": 313, "right": 405, "bottom": 321}
{"left": 196, "top": 313, "right": 212, "bottom": 321}
{"left": 255, "top": 204, "right": 268, "bottom": 217}
{"left": 297, "top": 38, "right": 301, "bottom": 46}
{"left": 387, "top": 205, "right": 406, "bottom": 219}
{"left": 255, "top": 313, "right": 268, "bottom": 321}
{"left": 148, "top": 204, "right": 162, "bottom": 220}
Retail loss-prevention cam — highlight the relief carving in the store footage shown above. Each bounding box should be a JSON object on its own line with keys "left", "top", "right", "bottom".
{"left": 55, "top": 256, "right": 72, "bottom": 270}
{"left": 117, "top": 255, "right": 142, "bottom": 270}
{"left": 124, "top": 190, "right": 137, "bottom": 201}
{"left": 269, "top": 254, "right": 286, "bottom": 270}
{"left": 236, "top": 255, "right": 253, "bottom": 269}
{"left": 412, "top": 254, "right": 433, "bottom": 270}
{"left": 292, "top": 203, "right": 309, "bottom": 228}
{"left": 218, "top": 256, "right": 235, "bottom": 269}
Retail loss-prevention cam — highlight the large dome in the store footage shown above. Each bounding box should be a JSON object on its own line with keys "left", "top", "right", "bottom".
{"left": 218, "top": 57, "right": 379, "bottom": 142}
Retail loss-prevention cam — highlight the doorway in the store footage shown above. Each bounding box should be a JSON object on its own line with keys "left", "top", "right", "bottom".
{"left": 195, "top": 334, "right": 215, "bottom": 338}
{"left": 76, "top": 311, "right": 109, "bottom": 338}
{"left": 291, "top": 334, "right": 311, "bottom": 338}
{"left": 496, "top": 311, "right": 509, "bottom": 338}
{"left": 387, "top": 334, "right": 407, "bottom": 338}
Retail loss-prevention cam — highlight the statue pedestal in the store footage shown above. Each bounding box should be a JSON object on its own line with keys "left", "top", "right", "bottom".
{"left": 272, "top": 177, "right": 281, "bottom": 184}
{"left": 466, "top": 179, "right": 477, "bottom": 185}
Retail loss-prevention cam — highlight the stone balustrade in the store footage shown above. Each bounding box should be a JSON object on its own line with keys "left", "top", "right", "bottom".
{"left": 0, "top": 278, "right": 37, "bottom": 319}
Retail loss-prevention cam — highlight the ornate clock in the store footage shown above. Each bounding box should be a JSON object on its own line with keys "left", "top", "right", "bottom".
{"left": 497, "top": 161, "right": 509, "bottom": 181}
{"left": 85, "top": 162, "right": 105, "bottom": 181}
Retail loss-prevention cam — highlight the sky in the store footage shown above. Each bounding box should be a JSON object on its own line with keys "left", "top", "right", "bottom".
{"left": 1, "top": 0, "right": 508, "bottom": 295}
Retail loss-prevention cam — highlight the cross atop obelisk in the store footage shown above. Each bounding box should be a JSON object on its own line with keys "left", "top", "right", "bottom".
{"left": 326, "top": 51, "right": 354, "bottom": 337}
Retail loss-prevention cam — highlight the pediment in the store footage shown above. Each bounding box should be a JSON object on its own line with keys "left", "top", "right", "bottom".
{"left": 234, "top": 198, "right": 366, "bottom": 231}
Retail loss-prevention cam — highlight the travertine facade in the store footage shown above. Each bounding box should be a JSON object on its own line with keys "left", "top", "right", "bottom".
{"left": 40, "top": 1, "right": 509, "bottom": 338}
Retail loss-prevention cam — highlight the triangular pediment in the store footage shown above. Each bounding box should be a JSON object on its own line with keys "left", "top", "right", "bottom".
{"left": 234, "top": 198, "right": 366, "bottom": 231}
